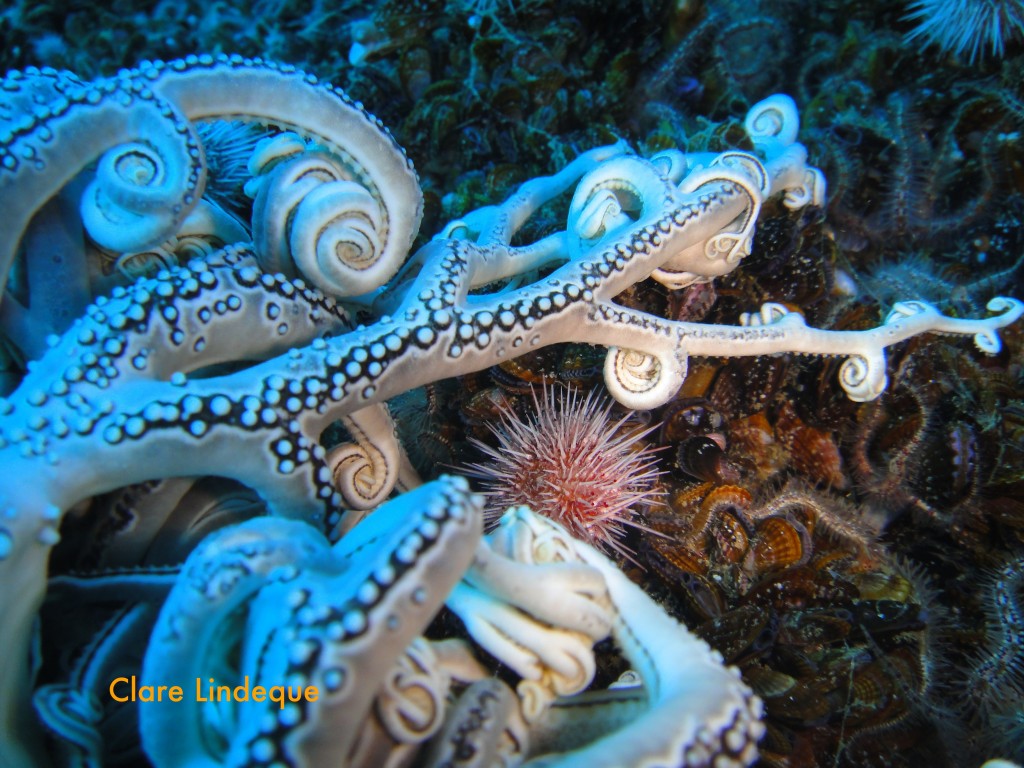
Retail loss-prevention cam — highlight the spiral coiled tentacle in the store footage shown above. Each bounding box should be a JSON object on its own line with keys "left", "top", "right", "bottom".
{"left": 375, "top": 639, "right": 451, "bottom": 744}
{"left": 250, "top": 142, "right": 393, "bottom": 297}
{"left": 566, "top": 155, "right": 675, "bottom": 258}
{"left": 327, "top": 406, "right": 409, "bottom": 514}
{"left": 603, "top": 346, "right": 687, "bottom": 410}
{"left": 744, "top": 93, "right": 800, "bottom": 149}
{"left": 0, "top": 69, "right": 205, "bottom": 284}
{"left": 839, "top": 351, "right": 889, "bottom": 402}
{"left": 676, "top": 154, "right": 766, "bottom": 267}
{"left": 290, "top": 180, "right": 385, "bottom": 296}
{"left": 976, "top": 297, "right": 1021, "bottom": 352}
{"left": 78, "top": 88, "right": 207, "bottom": 255}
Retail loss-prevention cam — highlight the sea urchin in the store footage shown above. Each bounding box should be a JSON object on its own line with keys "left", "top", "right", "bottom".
{"left": 903, "top": 0, "right": 1024, "bottom": 63}
{"left": 463, "top": 385, "right": 662, "bottom": 558}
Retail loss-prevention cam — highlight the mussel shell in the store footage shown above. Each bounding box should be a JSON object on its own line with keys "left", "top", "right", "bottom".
{"left": 677, "top": 436, "right": 738, "bottom": 483}
{"left": 848, "top": 599, "right": 925, "bottom": 636}
{"left": 644, "top": 547, "right": 725, "bottom": 621}
{"left": 713, "top": 510, "right": 751, "bottom": 564}
{"left": 660, "top": 397, "right": 726, "bottom": 444}
{"left": 695, "top": 603, "right": 778, "bottom": 664}
{"left": 749, "top": 515, "right": 811, "bottom": 574}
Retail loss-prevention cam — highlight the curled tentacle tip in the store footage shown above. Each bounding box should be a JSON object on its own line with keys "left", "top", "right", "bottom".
{"left": 745, "top": 94, "right": 800, "bottom": 148}
{"left": 715, "top": 151, "right": 769, "bottom": 195}
{"left": 974, "top": 330, "right": 1002, "bottom": 355}
{"left": 839, "top": 353, "right": 888, "bottom": 402}
{"left": 885, "top": 300, "right": 933, "bottom": 323}
{"left": 987, "top": 296, "right": 1024, "bottom": 319}
{"left": 603, "top": 346, "right": 686, "bottom": 410}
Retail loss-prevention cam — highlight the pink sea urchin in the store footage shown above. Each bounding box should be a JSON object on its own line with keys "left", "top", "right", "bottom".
{"left": 463, "top": 386, "right": 662, "bottom": 558}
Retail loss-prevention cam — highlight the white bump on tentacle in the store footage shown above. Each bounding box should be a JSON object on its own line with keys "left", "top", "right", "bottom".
{"left": 421, "top": 677, "right": 522, "bottom": 768}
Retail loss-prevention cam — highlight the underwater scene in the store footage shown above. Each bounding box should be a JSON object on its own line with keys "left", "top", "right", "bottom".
{"left": 1, "top": 0, "right": 1024, "bottom": 766}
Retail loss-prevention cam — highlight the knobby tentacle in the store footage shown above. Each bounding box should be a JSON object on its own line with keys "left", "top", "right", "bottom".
{"left": 0, "top": 56, "right": 1021, "bottom": 768}
{"left": 141, "top": 476, "right": 481, "bottom": 768}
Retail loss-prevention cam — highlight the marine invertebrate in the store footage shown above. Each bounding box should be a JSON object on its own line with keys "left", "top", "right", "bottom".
{"left": 659, "top": 396, "right": 738, "bottom": 485}
{"left": 479, "top": 505, "right": 765, "bottom": 766}
{"left": 463, "top": 385, "right": 662, "bottom": 557}
{"left": 859, "top": 250, "right": 1024, "bottom": 316}
{"left": 809, "top": 89, "right": 1001, "bottom": 257}
{"left": 904, "top": 0, "right": 1024, "bottom": 62}
{"left": 37, "top": 475, "right": 766, "bottom": 767}
{"left": 0, "top": 54, "right": 422, "bottom": 361}
{"left": 965, "top": 557, "right": 1024, "bottom": 732}
{"left": 140, "top": 475, "right": 482, "bottom": 768}
{"left": 0, "top": 55, "right": 1020, "bottom": 766}
{"left": 641, "top": 480, "right": 953, "bottom": 766}
{"left": 844, "top": 327, "right": 1023, "bottom": 557}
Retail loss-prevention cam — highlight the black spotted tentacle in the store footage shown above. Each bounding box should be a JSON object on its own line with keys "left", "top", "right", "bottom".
{"left": 422, "top": 677, "right": 522, "bottom": 768}
{"left": 140, "top": 476, "right": 481, "bottom": 768}
{"left": 139, "top": 517, "right": 328, "bottom": 768}
{"left": 30, "top": 245, "right": 347, "bottom": 387}
{"left": 145, "top": 54, "right": 422, "bottom": 297}
{"left": 0, "top": 65, "right": 205, "bottom": 284}
{"left": 1, "top": 53, "right": 422, "bottom": 357}
{"left": 0, "top": 62, "right": 1022, "bottom": 768}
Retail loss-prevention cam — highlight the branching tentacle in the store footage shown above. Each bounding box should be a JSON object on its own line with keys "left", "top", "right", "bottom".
{"left": 0, "top": 57, "right": 1020, "bottom": 768}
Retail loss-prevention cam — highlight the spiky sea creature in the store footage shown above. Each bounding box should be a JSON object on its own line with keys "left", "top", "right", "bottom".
{"left": 464, "top": 386, "right": 662, "bottom": 558}
{"left": 904, "top": 0, "right": 1024, "bottom": 62}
